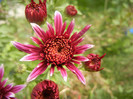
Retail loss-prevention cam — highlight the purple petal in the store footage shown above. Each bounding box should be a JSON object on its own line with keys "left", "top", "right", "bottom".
{"left": 4, "top": 83, "right": 13, "bottom": 92}
{"left": 5, "top": 92, "right": 15, "bottom": 98}
{"left": 57, "top": 66, "right": 67, "bottom": 82}
{"left": 66, "top": 62, "right": 86, "bottom": 85}
{"left": 11, "top": 41, "right": 40, "bottom": 54}
{"left": 73, "top": 56, "right": 89, "bottom": 62}
{"left": 20, "top": 53, "right": 41, "bottom": 61}
{"left": 64, "top": 19, "right": 75, "bottom": 38}
{"left": 71, "top": 60, "right": 81, "bottom": 64}
{"left": 10, "top": 85, "right": 26, "bottom": 93}
{"left": 61, "top": 21, "right": 67, "bottom": 34}
{"left": 27, "top": 62, "right": 48, "bottom": 82}
{"left": 0, "top": 78, "right": 8, "bottom": 90}
{"left": 0, "top": 64, "right": 4, "bottom": 81}
{"left": 30, "top": 23, "right": 46, "bottom": 42}
{"left": 31, "top": 37, "right": 43, "bottom": 45}
{"left": 50, "top": 65, "right": 55, "bottom": 76}
{"left": 54, "top": 11, "right": 63, "bottom": 36}
{"left": 75, "top": 25, "right": 91, "bottom": 41}
{"left": 47, "top": 22, "right": 55, "bottom": 37}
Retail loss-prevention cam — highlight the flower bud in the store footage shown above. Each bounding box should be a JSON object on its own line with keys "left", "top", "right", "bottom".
{"left": 84, "top": 53, "right": 106, "bottom": 72}
{"left": 65, "top": 5, "right": 77, "bottom": 16}
{"left": 25, "top": 0, "right": 47, "bottom": 25}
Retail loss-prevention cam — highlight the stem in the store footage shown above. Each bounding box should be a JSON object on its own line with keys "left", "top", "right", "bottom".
{"left": 104, "top": 0, "right": 108, "bottom": 13}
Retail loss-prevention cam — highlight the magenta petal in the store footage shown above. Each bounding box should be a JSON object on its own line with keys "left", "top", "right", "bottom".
{"left": 50, "top": 65, "right": 55, "bottom": 76}
{"left": 76, "top": 44, "right": 94, "bottom": 51}
{"left": 0, "top": 78, "right": 8, "bottom": 90}
{"left": 30, "top": 23, "right": 46, "bottom": 42}
{"left": 10, "top": 85, "right": 26, "bottom": 93}
{"left": 71, "top": 60, "right": 81, "bottom": 64}
{"left": 11, "top": 41, "right": 40, "bottom": 53}
{"left": 64, "top": 19, "right": 75, "bottom": 38}
{"left": 75, "top": 25, "right": 91, "bottom": 40}
{"left": 61, "top": 21, "right": 66, "bottom": 34}
{"left": 0, "top": 64, "right": 4, "bottom": 81}
{"left": 57, "top": 66, "right": 67, "bottom": 82}
{"left": 69, "top": 32, "right": 77, "bottom": 41}
{"left": 54, "top": 11, "right": 63, "bottom": 36}
{"left": 66, "top": 62, "right": 86, "bottom": 85}
{"left": 31, "top": 37, "right": 43, "bottom": 45}
{"left": 20, "top": 53, "right": 41, "bottom": 61}
{"left": 5, "top": 92, "right": 15, "bottom": 97}
{"left": 73, "top": 56, "right": 89, "bottom": 62}
{"left": 72, "top": 37, "right": 84, "bottom": 46}
{"left": 27, "top": 62, "right": 48, "bottom": 82}
{"left": 47, "top": 22, "right": 54, "bottom": 37}
{"left": 4, "top": 83, "right": 13, "bottom": 92}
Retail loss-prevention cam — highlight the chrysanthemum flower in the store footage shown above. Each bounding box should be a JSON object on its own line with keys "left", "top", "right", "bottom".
{"left": 25, "top": 0, "right": 47, "bottom": 25}
{"left": 84, "top": 53, "right": 106, "bottom": 72}
{"left": 65, "top": 5, "right": 77, "bottom": 16}
{"left": 12, "top": 11, "right": 94, "bottom": 84}
{"left": 0, "top": 64, "right": 26, "bottom": 99}
{"left": 31, "top": 80, "right": 59, "bottom": 99}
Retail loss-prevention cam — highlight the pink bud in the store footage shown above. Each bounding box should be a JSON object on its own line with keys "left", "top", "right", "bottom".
{"left": 65, "top": 5, "right": 77, "bottom": 16}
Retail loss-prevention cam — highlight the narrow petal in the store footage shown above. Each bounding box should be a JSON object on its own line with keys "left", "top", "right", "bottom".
{"left": 10, "top": 85, "right": 26, "bottom": 93}
{"left": 76, "top": 44, "right": 94, "bottom": 51}
{"left": 31, "top": 37, "right": 43, "bottom": 45}
{"left": 66, "top": 62, "right": 86, "bottom": 85}
{"left": 72, "top": 38, "right": 84, "bottom": 46}
{"left": 5, "top": 92, "right": 15, "bottom": 97}
{"left": 75, "top": 25, "right": 91, "bottom": 41}
{"left": 61, "top": 21, "right": 67, "bottom": 34}
{"left": 64, "top": 19, "right": 75, "bottom": 38}
{"left": 11, "top": 41, "right": 40, "bottom": 54}
{"left": 73, "top": 56, "right": 89, "bottom": 62}
{"left": 71, "top": 60, "right": 81, "bottom": 64}
{"left": 30, "top": 23, "right": 46, "bottom": 42}
{"left": 4, "top": 83, "right": 13, "bottom": 92}
{"left": 57, "top": 66, "right": 67, "bottom": 82}
{"left": 100, "top": 53, "right": 106, "bottom": 59}
{"left": 27, "top": 62, "right": 48, "bottom": 82}
{"left": 50, "top": 65, "right": 55, "bottom": 76}
{"left": 54, "top": 11, "right": 63, "bottom": 35}
{"left": 69, "top": 32, "right": 77, "bottom": 41}
{"left": 0, "top": 78, "right": 8, "bottom": 90}
{"left": 20, "top": 53, "right": 41, "bottom": 61}
{"left": 47, "top": 22, "right": 54, "bottom": 37}
{"left": 0, "top": 64, "right": 4, "bottom": 81}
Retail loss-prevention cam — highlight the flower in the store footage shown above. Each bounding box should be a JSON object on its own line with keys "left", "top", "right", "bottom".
{"left": 31, "top": 80, "right": 59, "bottom": 99}
{"left": 25, "top": 0, "right": 47, "bottom": 25}
{"left": 12, "top": 11, "right": 94, "bottom": 85}
{"left": 0, "top": 64, "right": 26, "bottom": 99}
{"left": 65, "top": 5, "right": 77, "bottom": 16}
{"left": 84, "top": 53, "right": 106, "bottom": 72}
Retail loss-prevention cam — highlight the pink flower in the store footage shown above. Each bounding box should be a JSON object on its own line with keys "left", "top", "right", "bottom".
{"left": 31, "top": 80, "right": 59, "bottom": 99}
{"left": 84, "top": 53, "right": 106, "bottom": 72}
{"left": 66, "top": 5, "right": 77, "bottom": 16}
{"left": 12, "top": 11, "right": 94, "bottom": 85}
{"left": 25, "top": 0, "right": 47, "bottom": 25}
{"left": 0, "top": 64, "right": 26, "bottom": 99}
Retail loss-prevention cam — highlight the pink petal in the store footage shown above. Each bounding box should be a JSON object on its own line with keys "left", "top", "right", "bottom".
{"left": 66, "top": 62, "right": 86, "bottom": 85}
{"left": 5, "top": 92, "right": 15, "bottom": 97}
{"left": 64, "top": 19, "right": 75, "bottom": 38}
{"left": 54, "top": 11, "right": 63, "bottom": 36}
{"left": 30, "top": 23, "right": 46, "bottom": 42}
{"left": 4, "top": 83, "right": 13, "bottom": 92}
{"left": 11, "top": 41, "right": 40, "bottom": 54}
{"left": 71, "top": 60, "right": 81, "bottom": 64}
{"left": 0, "top": 78, "right": 8, "bottom": 90}
{"left": 10, "top": 85, "right": 26, "bottom": 93}
{"left": 72, "top": 37, "right": 84, "bottom": 46}
{"left": 73, "top": 56, "right": 89, "bottom": 62}
{"left": 20, "top": 53, "right": 41, "bottom": 61}
{"left": 57, "top": 66, "right": 67, "bottom": 82}
{"left": 31, "top": 37, "right": 43, "bottom": 45}
{"left": 47, "top": 22, "right": 55, "bottom": 37}
{"left": 0, "top": 64, "right": 4, "bottom": 81}
{"left": 69, "top": 32, "right": 77, "bottom": 41}
{"left": 50, "top": 65, "right": 55, "bottom": 76}
{"left": 27, "top": 62, "right": 48, "bottom": 82}
{"left": 75, "top": 25, "right": 91, "bottom": 41}
{"left": 61, "top": 21, "right": 67, "bottom": 34}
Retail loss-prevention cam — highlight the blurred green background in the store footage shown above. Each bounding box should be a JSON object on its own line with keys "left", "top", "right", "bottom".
{"left": 0, "top": 0, "right": 133, "bottom": 99}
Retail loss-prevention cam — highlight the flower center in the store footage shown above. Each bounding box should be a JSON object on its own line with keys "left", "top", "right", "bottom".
{"left": 43, "top": 36, "right": 73, "bottom": 65}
